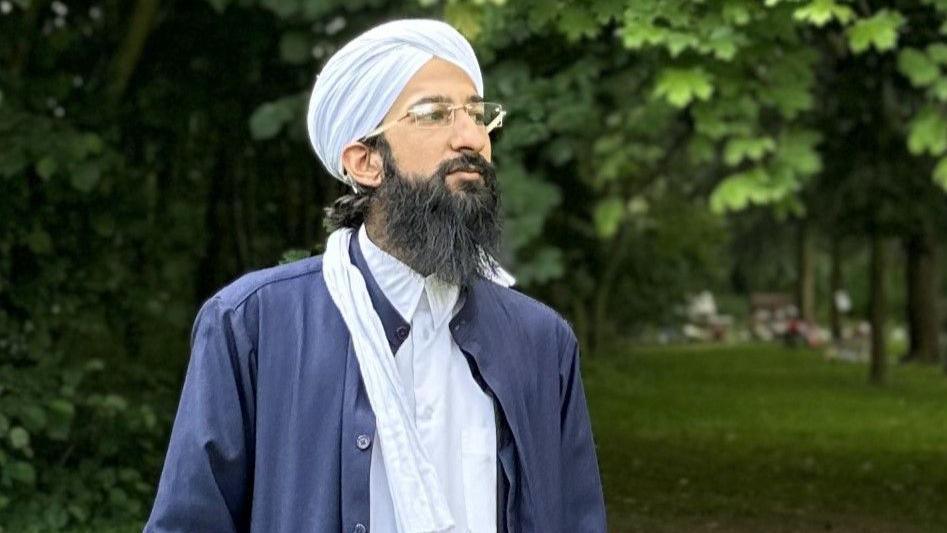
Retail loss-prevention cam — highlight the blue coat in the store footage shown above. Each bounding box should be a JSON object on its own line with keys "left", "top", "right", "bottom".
{"left": 145, "top": 238, "right": 606, "bottom": 532}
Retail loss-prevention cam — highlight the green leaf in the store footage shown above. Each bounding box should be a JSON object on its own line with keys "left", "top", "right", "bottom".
{"left": 709, "top": 166, "right": 793, "bottom": 213}
{"left": 773, "top": 129, "right": 822, "bottom": 175}
{"left": 703, "top": 26, "right": 744, "bottom": 61}
{"left": 205, "top": 0, "right": 232, "bottom": 13}
{"left": 593, "top": 197, "right": 624, "bottom": 239}
{"left": 907, "top": 106, "right": 947, "bottom": 155}
{"left": 653, "top": 67, "right": 715, "bottom": 108}
{"left": 927, "top": 43, "right": 947, "bottom": 64}
{"left": 92, "top": 215, "right": 116, "bottom": 237}
{"left": 70, "top": 162, "right": 101, "bottom": 192}
{"left": 0, "top": 414, "right": 8, "bottom": 437}
{"left": 68, "top": 504, "right": 89, "bottom": 523}
{"left": 591, "top": 0, "right": 627, "bottom": 23}
{"left": 933, "top": 156, "right": 947, "bottom": 190}
{"left": 620, "top": 20, "right": 666, "bottom": 50}
{"left": 898, "top": 48, "right": 940, "bottom": 87}
{"left": 445, "top": 2, "right": 482, "bottom": 40}
{"left": 36, "top": 156, "right": 58, "bottom": 179}
{"left": 47, "top": 400, "right": 75, "bottom": 441}
{"left": 9, "top": 427, "right": 29, "bottom": 450}
{"left": 260, "top": 0, "right": 298, "bottom": 18}
{"left": 279, "top": 32, "right": 311, "bottom": 65}
{"left": 793, "top": 0, "right": 855, "bottom": 27}
{"left": 249, "top": 98, "right": 297, "bottom": 140}
{"left": 513, "top": 246, "right": 564, "bottom": 285}
{"left": 44, "top": 504, "right": 70, "bottom": 529}
{"left": 8, "top": 461, "right": 36, "bottom": 485}
{"left": 101, "top": 394, "right": 129, "bottom": 411}
{"left": 121, "top": 468, "right": 142, "bottom": 483}
{"left": 689, "top": 135, "right": 717, "bottom": 164}
{"left": 847, "top": 9, "right": 905, "bottom": 54}
{"left": 0, "top": 147, "right": 29, "bottom": 177}
{"left": 20, "top": 404, "right": 47, "bottom": 432}
{"left": 81, "top": 133, "right": 104, "bottom": 155}
{"left": 663, "top": 31, "right": 700, "bottom": 57}
{"left": 722, "top": 0, "right": 752, "bottom": 26}
{"left": 279, "top": 249, "right": 311, "bottom": 264}
{"left": 931, "top": 78, "right": 947, "bottom": 101}
{"left": 723, "top": 136, "right": 776, "bottom": 166}
{"left": 559, "top": 4, "right": 601, "bottom": 41}
{"left": 25, "top": 228, "right": 53, "bottom": 254}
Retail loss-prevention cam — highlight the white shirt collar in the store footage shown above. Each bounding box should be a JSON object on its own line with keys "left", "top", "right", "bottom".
{"left": 357, "top": 225, "right": 459, "bottom": 328}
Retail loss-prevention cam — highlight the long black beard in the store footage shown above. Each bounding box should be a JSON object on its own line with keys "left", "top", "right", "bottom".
{"left": 370, "top": 144, "right": 503, "bottom": 288}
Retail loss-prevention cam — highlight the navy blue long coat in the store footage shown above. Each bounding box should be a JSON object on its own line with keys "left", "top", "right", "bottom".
{"left": 145, "top": 238, "right": 606, "bottom": 532}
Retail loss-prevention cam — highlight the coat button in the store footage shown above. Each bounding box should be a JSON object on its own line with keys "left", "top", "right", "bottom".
{"left": 354, "top": 523, "right": 367, "bottom": 533}
{"left": 356, "top": 434, "right": 371, "bottom": 450}
{"left": 395, "top": 325, "right": 410, "bottom": 340}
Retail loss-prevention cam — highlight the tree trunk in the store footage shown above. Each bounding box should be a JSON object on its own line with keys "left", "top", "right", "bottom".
{"left": 108, "top": 0, "right": 161, "bottom": 100}
{"left": 904, "top": 229, "right": 940, "bottom": 363}
{"left": 829, "top": 236, "right": 843, "bottom": 340}
{"left": 869, "top": 232, "right": 887, "bottom": 385}
{"left": 8, "top": 0, "right": 49, "bottom": 79}
{"left": 796, "top": 218, "right": 816, "bottom": 322}
{"left": 591, "top": 226, "right": 631, "bottom": 354}
{"left": 573, "top": 299, "right": 590, "bottom": 358}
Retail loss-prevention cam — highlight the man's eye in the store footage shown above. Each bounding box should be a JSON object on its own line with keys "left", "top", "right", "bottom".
{"left": 427, "top": 110, "right": 449, "bottom": 121}
{"left": 416, "top": 107, "right": 450, "bottom": 125}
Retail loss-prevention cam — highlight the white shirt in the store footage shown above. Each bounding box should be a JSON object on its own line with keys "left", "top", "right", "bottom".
{"left": 359, "top": 225, "right": 497, "bottom": 533}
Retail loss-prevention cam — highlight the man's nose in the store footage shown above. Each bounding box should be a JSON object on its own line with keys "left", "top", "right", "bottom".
{"left": 449, "top": 108, "right": 487, "bottom": 154}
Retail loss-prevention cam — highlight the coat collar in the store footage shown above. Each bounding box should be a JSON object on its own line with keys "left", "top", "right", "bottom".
{"left": 356, "top": 225, "right": 459, "bottom": 330}
{"left": 347, "top": 232, "right": 410, "bottom": 355}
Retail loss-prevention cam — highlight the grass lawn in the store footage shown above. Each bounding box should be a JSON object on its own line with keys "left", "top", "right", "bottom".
{"left": 585, "top": 343, "right": 947, "bottom": 533}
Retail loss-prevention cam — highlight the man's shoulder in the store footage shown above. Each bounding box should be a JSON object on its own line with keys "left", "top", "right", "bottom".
{"left": 210, "top": 255, "right": 325, "bottom": 310}
{"left": 478, "top": 280, "right": 578, "bottom": 347}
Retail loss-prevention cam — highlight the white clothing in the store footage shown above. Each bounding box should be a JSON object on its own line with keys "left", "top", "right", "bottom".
{"left": 359, "top": 226, "right": 498, "bottom": 533}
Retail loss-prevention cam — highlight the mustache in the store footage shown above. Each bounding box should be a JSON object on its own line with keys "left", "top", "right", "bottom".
{"left": 434, "top": 152, "right": 495, "bottom": 180}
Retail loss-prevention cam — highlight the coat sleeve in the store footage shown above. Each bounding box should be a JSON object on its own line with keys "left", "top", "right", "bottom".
{"left": 559, "top": 329, "right": 607, "bottom": 532}
{"left": 144, "top": 297, "right": 256, "bottom": 533}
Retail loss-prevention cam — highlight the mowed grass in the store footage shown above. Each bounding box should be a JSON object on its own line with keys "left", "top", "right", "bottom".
{"left": 584, "top": 343, "right": 947, "bottom": 532}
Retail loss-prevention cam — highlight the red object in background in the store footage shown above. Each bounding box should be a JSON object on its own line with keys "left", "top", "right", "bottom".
{"left": 784, "top": 319, "right": 824, "bottom": 348}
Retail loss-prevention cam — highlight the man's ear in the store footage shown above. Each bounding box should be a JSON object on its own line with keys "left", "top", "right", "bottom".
{"left": 340, "top": 141, "right": 384, "bottom": 190}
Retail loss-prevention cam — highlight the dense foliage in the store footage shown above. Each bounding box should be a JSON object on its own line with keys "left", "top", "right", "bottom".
{"left": 2, "top": 0, "right": 946, "bottom": 529}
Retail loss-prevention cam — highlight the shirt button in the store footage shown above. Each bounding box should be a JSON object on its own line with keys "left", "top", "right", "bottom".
{"left": 395, "top": 326, "right": 409, "bottom": 340}
{"left": 354, "top": 523, "right": 367, "bottom": 533}
{"left": 356, "top": 434, "right": 371, "bottom": 450}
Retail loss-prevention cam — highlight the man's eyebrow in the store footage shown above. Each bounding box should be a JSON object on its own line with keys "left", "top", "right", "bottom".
{"left": 409, "top": 95, "right": 452, "bottom": 107}
{"left": 408, "top": 94, "right": 484, "bottom": 107}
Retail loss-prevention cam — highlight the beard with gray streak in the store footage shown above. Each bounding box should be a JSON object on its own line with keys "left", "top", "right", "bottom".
{"left": 365, "top": 138, "right": 503, "bottom": 288}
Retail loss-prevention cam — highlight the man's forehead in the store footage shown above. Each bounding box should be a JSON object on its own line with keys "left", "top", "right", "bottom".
{"left": 396, "top": 58, "right": 478, "bottom": 97}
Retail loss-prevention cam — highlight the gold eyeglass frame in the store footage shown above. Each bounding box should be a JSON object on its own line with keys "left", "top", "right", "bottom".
{"left": 361, "top": 101, "right": 506, "bottom": 140}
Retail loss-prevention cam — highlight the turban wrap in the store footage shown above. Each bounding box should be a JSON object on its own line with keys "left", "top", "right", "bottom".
{"left": 307, "top": 19, "right": 484, "bottom": 188}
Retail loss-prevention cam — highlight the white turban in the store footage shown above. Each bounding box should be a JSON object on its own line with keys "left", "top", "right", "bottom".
{"left": 307, "top": 19, "right": 484, "bottom": 188}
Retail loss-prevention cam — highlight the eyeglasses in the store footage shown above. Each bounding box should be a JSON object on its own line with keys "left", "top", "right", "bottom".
{"left": 362, "top": 101, "right": 506, "bottom": 140}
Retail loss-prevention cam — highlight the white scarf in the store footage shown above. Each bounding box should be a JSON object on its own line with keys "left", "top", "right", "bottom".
{"left": 322, "top": 228, "right": 512, "bottom": 533}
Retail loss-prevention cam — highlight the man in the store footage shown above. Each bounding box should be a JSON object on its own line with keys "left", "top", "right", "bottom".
{"left": 145, "top": 18, "right": 605, "bottom": 533}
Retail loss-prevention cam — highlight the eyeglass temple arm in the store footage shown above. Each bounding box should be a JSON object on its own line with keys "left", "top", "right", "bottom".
{"left": 362, "top": 120, "right": 396, "bottom": 140}
{"left": 485, "top": 110, "right": 505, "bottom": 134}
